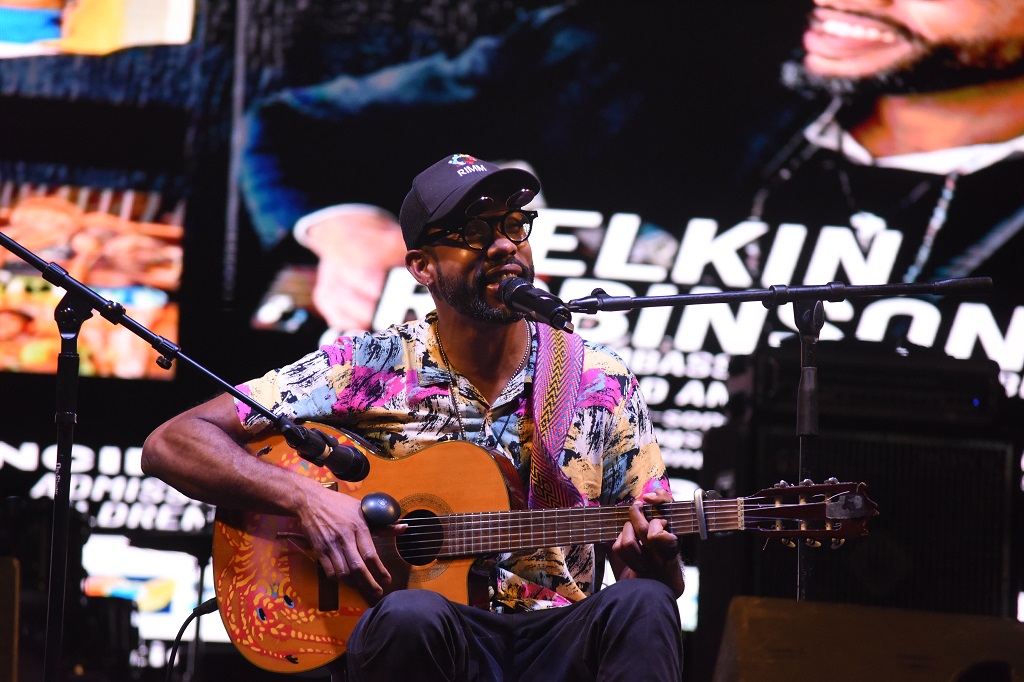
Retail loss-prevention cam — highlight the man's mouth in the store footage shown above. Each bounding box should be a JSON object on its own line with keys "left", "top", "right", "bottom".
{"left": 484, "top": 266, "right": 523, "bottom": 287}
{"left": 804, "top": 8, "right": 912, "bottom": 72}
{"left": 814, "top": 16, "right": 897, "bottom": 44}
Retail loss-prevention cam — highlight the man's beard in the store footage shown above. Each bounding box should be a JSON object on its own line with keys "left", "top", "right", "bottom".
{"left": 434, "top": 261, "right": 535, "bottom": 325}
{"left": 783, "top": 37, "right": 1024, "bottom": 101}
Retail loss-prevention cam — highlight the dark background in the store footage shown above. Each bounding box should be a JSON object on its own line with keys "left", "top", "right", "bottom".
{"left": 0, "top": 1, "right": 1020, "bottom": 680}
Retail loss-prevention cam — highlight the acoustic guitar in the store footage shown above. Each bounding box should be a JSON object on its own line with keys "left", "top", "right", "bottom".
{"left": 212, "top": 424, "right": 877, "bottom": 673}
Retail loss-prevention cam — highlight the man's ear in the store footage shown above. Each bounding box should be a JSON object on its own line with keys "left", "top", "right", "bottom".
{"left": 405, "top": 249, "right": 436, "bottom": 288}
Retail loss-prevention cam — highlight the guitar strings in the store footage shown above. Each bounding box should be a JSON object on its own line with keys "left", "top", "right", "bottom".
{"left": 385, "top": 496, "right": 834, "bottom": 532}
{"left": 375, "top": 496, "right": 849, "bottom": 563}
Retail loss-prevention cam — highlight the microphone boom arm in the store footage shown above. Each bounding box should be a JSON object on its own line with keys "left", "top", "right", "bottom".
{"left": 0, "top": 230, "right": 368, "bottom": 482}
{"left": 566, "top": 277, "right": 993, "bottom": 314}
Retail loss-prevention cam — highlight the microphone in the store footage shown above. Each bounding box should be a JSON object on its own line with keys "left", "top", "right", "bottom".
{"left": 499, "top": 277, "right": 574, "bottom": 333}
{"left": 284, "top": 424, "right": 371, "bottom": 482}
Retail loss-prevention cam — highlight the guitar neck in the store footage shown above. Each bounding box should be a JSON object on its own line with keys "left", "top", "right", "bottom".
{"left": 438, "top": 499, "right": 743, "bottom": 556}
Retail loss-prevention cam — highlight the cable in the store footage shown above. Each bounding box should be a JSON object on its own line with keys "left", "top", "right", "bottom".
{"left": 165, "top": 597, "right": 219, "bottom": 682}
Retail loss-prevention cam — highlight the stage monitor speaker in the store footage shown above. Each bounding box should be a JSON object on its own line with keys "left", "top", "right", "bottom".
{"left": 713, "top": 596, "right": 1024, "bottom": 682}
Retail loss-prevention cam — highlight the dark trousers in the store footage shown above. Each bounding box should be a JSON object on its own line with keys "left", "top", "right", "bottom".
{"left": 345, "top": 579, "right": 683, "bottom": 681}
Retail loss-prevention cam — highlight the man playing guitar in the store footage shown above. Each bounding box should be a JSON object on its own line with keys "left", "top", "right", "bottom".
{"left": 142, "top": 153, "right": 685, "bottom": 680}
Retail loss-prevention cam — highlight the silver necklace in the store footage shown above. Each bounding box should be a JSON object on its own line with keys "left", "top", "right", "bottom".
{"left": 903, "top": 171, "right": 960, "bottom": 283}
{"left": 435, "top": 320, "right": 532, "bottom": 443}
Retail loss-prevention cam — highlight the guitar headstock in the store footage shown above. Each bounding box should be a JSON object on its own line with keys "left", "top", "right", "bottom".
{"left": 741, "top": 479, "right": 878, "bottom": 547}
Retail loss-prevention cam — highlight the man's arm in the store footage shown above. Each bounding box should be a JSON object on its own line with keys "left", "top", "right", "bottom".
{"left": 141, "top": 393, "right": 395, "bottom": 595}
{"left": 597, "top": 358, "right": 686, "bottom": 597}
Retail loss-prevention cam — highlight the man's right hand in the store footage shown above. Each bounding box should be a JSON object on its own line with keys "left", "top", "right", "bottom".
{"left": 295, "top": 482, "right": 406, "bottom": 598}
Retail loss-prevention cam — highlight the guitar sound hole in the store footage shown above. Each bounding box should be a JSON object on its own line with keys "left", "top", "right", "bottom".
{"left": 395, "top": 510, "right": 442, "bottom": 566}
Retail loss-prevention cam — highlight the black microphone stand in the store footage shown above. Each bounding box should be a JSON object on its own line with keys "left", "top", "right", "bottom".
{"left": 0, "top": 232, "right": 363, "bottom": 682}
{"left": 45, "top": 290, "right": 92, "bottom": 682}
{"left": 791, "top": 298, "right": 825, "bottom": 602}
{"left": 569, "top": 276, "right": 993, "bottom": 602}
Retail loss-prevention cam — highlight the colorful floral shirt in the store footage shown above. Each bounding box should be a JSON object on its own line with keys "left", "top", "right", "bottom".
{"left": 235, "top": 311, "right": 669, "bottom": 611}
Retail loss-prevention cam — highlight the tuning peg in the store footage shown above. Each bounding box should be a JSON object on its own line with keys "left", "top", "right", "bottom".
{"left": 831, "top": 538, "right": 846, "bottom": 550}
{"left": 780, "top": 538, "right": 796, "bottom": 548}
{"left": 805, "top": 538, "right": 822, "bottom": 548}
{"left": 825, "top": 477, "right": 839, "bottom": 485}
{"left": 800, "top": 478, "right": 815, "bottom": 486}
{"left": 773, "top": 480, "right": 790, "bottom": 488}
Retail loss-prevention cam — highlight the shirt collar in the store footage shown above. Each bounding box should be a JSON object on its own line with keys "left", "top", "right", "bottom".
{"left": 413, "top": 312, "right": 536, "bottom": 407}
{"left": 805, "top": 108, "right": 1024, "bottom": 175}
{"left": 414, "top": 310, "right": 450, "bottom": 388}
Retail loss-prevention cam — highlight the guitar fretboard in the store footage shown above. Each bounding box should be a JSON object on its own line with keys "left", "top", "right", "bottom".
{"left": 437, "top": 499, "right": 744, "bottom": 556}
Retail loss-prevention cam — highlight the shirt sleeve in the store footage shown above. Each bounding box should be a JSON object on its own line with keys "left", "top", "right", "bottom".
{"left": 598, "top": 350, "right": 667, "bottom": 499}
{"left": 563, "top": 344, "right": 669, "bottom": 506}
{"left": 234, "top": 336, "right": 358, "bottom": 432}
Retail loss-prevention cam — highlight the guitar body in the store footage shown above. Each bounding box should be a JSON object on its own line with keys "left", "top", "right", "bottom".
{"left": 212, "top": 425, "right": 523, "bottom": 674}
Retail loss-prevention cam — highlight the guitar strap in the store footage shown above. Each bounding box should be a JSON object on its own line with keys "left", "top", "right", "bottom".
{"left": 528, "top": 323, "right": 586, "bottom": 510}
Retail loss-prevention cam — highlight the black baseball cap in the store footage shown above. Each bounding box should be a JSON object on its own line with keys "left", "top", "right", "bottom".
{"left": 399, "top": 153, "right": 541, "bottom": 249}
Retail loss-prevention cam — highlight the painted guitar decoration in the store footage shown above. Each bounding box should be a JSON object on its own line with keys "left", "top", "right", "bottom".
{"left": 212, "top": 424, "right": 878, "bottom": 673}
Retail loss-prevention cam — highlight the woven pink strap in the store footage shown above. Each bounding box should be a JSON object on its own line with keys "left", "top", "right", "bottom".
{"left": 528, "top": 324, "right": 586, "bottom": 510}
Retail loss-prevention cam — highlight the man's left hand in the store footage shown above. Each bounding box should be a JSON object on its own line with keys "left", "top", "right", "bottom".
{"left": 611, "top": 488, "right": 685, "bottom": 596}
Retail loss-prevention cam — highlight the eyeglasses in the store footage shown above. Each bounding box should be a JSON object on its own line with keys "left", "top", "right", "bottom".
{"left": 421, "top": 189, "right": 537, "bottom": 251}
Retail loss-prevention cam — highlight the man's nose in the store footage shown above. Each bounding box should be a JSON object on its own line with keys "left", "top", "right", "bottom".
{"left": 486, "top": 228, "right": 519, "bottom": 257}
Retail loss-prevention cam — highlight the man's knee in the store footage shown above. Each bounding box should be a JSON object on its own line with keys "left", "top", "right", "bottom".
{"left": 576, "top": 580, "right": 682, "bottom": 680}
{"left": 360, "top": 589, "right": 455, "bottom": 638}
{"left": 600, "top": 579, "right": 680, "bottom": 624}
{"left": 347, "top": 590, "right": 466, "bottom": 679}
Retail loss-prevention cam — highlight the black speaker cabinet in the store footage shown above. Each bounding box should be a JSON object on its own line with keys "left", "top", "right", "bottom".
{"left": 690, "top": 342, "right": 1021, "bottom": 682}
{"left": 742, "top": 426, "right": 1014, "bottom": 613}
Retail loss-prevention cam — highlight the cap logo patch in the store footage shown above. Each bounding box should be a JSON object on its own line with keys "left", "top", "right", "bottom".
{"left": 447, "top": 153, "right": 478, "bottom": 166}
{"left": 448, "top": 153, "right": 488, "bottom": 177}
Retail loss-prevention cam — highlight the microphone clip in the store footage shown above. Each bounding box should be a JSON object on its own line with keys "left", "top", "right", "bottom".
{"left": 280, "top": 422, "right": 370, "bottom": 482}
